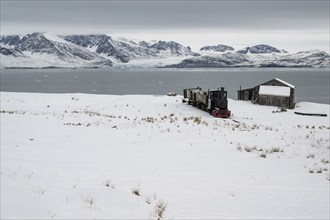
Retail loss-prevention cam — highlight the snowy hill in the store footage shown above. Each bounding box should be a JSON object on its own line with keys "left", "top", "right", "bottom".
{"left": 0, "top": 46, "right": 53, "bottom": 68}
{"left": 1, "top": 92, "right": 329, "bottom": 219}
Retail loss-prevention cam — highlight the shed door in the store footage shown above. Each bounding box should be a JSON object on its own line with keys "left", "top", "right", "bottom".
{"left": 244, "top": 91, "right": 249, "bottom": 100}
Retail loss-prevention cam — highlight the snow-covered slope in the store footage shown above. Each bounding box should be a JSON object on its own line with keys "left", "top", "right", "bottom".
{"left": 0, "top": 46, "right": 53, "bottom": 68}
{"left": 1, "top": 92, "right": 329, "bottom": 219}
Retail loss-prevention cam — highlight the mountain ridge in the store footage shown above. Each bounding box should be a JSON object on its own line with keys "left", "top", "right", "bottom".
{"left": 1, "top": 32, "right": 329, "bottom": 68}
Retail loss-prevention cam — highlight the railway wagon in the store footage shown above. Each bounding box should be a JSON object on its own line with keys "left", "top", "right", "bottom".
{"left": 183, "top": 87, "right": 200, "bottom": 105}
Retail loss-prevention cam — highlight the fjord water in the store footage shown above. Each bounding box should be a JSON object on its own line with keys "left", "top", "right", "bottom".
{"left": 1, "top": 68, "right": 329, "bottom": 104}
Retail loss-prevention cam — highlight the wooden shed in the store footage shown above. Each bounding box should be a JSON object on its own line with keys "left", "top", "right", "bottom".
{"left": 237, "top": 78, "right": 295, "bottom": 109}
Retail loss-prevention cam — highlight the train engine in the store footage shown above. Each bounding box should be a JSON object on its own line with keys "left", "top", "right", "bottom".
{"left": 209, "top": 87, "right": 231, "bottom": 118}
{"left": 183, "top": 87, "right": 231, "bottom": 118}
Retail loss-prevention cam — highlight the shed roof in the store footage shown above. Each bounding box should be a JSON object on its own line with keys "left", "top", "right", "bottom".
{"left": 274, "top": 78, "right": 295, "bottom": 88}
{"left": 259, "top": 85, "right": 291, "bottom": 97}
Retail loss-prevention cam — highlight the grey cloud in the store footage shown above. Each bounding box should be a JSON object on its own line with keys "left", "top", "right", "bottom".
{"left": 1, "top": 0, "right": 329, "bottom": 33}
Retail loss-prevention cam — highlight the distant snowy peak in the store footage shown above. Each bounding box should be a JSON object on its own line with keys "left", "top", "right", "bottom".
{"left": 237, "top": 44, "right": 283, "bottom": 54}
{"left": 0, "top": 33, "right": 112, "bottom": 68}
{"left": 199, "top": 44, "right": 284, "bottom": 54}
{"left": 150, "top": 40, "right": 182, "bottom": 52}
{"left": 63, "top": 35, "right": 197, "bottom": 63}
{"left": 2, "top": 32, "right": 107, "bottom": 61}
{"left": 200, "top": 44, "right": 234, "bottom": 52}
{"left": 149, "top": 40, "right": 199, "bottom": 57}
{"left": 16, "top": 32, "right": 62, "bottom": 55}
{"left": 63, "top": 34, "right": 130, "bottom": 62}
{"left": 0, "top": 35, "right": 21, "bottom": 47}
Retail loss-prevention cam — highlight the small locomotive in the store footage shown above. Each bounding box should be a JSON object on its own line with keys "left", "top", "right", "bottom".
{"left": 183, "top": 87, "right": 231, "bottom": 118}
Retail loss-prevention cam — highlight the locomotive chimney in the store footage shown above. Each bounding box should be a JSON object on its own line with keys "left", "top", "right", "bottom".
{"left": 220, "top": 87, "right": 225, "bottom": 96}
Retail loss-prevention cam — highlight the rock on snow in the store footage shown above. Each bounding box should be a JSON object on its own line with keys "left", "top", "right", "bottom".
{"left": 1, "top": 92, "right": 329, "bottom": 219}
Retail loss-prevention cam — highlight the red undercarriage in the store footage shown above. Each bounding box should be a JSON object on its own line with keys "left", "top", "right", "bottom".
{"left": 212, "top": 108, "right": 231, "bottom": 118}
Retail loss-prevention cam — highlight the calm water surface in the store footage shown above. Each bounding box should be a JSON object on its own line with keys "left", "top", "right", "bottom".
{"left": 1, "top": 68, "right": 329, "bottom": 104}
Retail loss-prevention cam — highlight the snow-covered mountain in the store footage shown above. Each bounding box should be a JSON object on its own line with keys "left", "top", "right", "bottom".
{"left": 256, "top": 50, "right": 330, "bottom": 67}
{"left": 0, "top": 35, "right": 21, "bottom": 46}
{"left": 167, "top": 52, "right": 249, "bottom": 68}
{"left": 167, "top": 44, "right": 329, "bottom": 68}
{"left": 0, "top": 33, "right": 111, "bottom": 68}
{"left": 200, "top": 44, "right": 234, "bottom": 52}
{"left": 237, "top": 44, "right": 283, "bottom": 54}
{"left": 0, "top": 33, "right": 196, "bottom": 68}
{"left": 63, "top": 35, "right": 151, "bottom": 63}
{"left": 1, "top": 34, "right": 329, "bottom": 68}
{"left": 62, "top": 35, "right": 198, "bottom": 63}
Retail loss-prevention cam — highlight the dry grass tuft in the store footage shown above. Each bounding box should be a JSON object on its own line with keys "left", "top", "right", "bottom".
{"left": 306, "top": 153, "right": 315, "bottom": 159}
{"left": 104, "top": 180, "right": 115, "bottom": 189}
{"left": 84, "top": 195, "right": 96, "bottom": 208}
{"left": 155, "top": 200, "right": 167, "bottom": 220}
{"left": 131, "top": 186, "right": 141, "bottom": 196}
{"left": 321, "top": 158, "right": 330, "bottom": 164}
{"left": 193, "top": 117, "right": 201, "bottom": 124}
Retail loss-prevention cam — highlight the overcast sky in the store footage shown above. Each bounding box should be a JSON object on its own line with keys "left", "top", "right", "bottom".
{"left": 1, "top": 0, "right": 329, "bottom": 52}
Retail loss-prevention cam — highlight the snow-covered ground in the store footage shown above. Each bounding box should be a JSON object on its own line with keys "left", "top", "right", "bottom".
{"left": 1, "top": 92, "right": 329, "bottom": 219}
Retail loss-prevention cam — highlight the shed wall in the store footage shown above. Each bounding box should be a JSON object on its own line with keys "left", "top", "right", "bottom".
{"left": 259, "top": 95, "right": 290, "bottom": 108}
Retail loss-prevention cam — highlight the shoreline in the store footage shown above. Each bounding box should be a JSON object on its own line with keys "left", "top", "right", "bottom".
{"left": 1, "top": 91, "right": 329, "bottom": 106}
